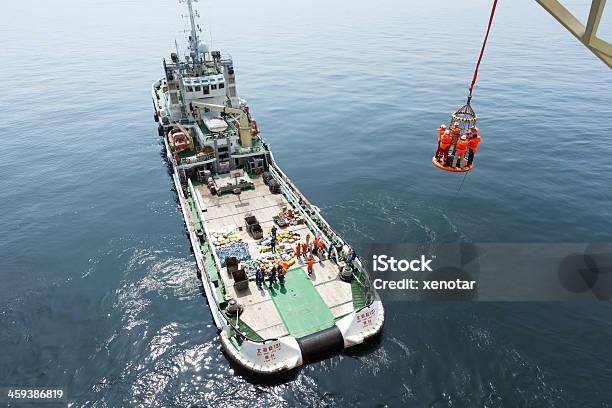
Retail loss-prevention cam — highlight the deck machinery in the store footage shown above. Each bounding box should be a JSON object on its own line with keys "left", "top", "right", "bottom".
{"left": 151, "top": 0, "right": 384, "bottom": 374}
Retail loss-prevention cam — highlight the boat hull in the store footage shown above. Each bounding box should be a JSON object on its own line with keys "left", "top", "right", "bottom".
{"left": 152, "top": 85, "right": 384, "bottom": 374}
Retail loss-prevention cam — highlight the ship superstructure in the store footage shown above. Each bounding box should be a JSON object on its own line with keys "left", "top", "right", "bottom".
{"left": 152, "top": 0, "right": 384, "bottom": 374}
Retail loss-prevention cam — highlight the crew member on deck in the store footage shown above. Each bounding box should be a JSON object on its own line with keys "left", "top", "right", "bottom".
{"left": 317, "top": 239, "right": 325, "bottom": 262}
{"left": 268, "top": 269, "right": 276, "bottom": 289}
{"left": 278, "top": 270, "right": 285, "bottom": 288}
{"left": 277, "top": 263, "right": 284, "bottom": 281}
{"left": 295, "top": 242, "right": 301, "bottom": 259}
{"left": 307, "top": 254, "right": 314, "bottom": 276}
{"left": 255, "top": 268, "right": 264, "bottom": 289}
{"left": 270, "top": 235, "right": 276, "bottom": 253}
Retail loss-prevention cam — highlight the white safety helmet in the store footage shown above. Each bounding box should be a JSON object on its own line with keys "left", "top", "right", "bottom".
{"left": 444, "top": 129, "right": 451, "bottom": 134}
{"left": 460, "top": 135, "right": 467, "bottom": 140}
{"left": 440, "top": 124, "right": 446, "bottom": 128}
{"left": 454, "top": 122, "right": 459, "bottom": 126}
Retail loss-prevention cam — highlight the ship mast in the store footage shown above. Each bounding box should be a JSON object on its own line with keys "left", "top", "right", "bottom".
{"left": 184, "top": 0, "right": 200, "bottom": 59}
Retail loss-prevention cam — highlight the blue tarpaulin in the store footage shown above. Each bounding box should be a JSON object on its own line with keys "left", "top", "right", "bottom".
{"left": 216, "top": 243, "right": 251, "bottom": 266}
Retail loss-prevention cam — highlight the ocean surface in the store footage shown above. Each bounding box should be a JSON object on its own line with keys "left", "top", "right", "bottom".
{"left": 2, "top": 0, "right": 612, "bottom": 406}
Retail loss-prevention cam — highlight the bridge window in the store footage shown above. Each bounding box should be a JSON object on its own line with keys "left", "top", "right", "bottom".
{"left": 203, "top": 85, "right": 210, "bottom": 95}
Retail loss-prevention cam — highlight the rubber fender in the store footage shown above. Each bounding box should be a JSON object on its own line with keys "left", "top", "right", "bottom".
{"left": 297, "top": 325, "right": 344, "bottom": 363}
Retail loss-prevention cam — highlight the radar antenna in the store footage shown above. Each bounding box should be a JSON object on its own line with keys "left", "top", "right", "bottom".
{"left": 180, "top": 0, "right": 201, "bottom": 59}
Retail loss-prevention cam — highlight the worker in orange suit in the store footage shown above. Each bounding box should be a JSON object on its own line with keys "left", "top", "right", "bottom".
{"left": 434, "top": 125, "right": 447, "bottom": 159}
{"left": 301, "top": 242, "right": 307, "bottom": 258}
{"left": 295, "top": 242, "right": 301, "bottom": 258}
{"left": 437, "top": 124, "right": 447, "bottom": 137}
{"left": 451, "top": 122, "right": 461, "bottom": 145}
{"left": 307, "top": 254, "right": 314, "bottom": 276}
{"left": 282, "top": 260, "right": 289, "bottom": 275}
{"left": 455, "top": 135, "right": 469, "bottom": 168}
{"left": 467, "top": 129, "right": 481, "bottom": 166}
{"left": 436, "top": 130, "right": 453, "bottom": 162}
{"left": 312, "top": 237, "right": 319, "bottom": 256}
{"left": 317, "top": 239, "right": 325, "bottom": 261}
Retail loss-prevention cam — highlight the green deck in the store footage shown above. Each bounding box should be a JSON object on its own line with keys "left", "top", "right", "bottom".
{"left": 225, "top": 312, "right": 263, "bottom": 342}
{"left": 267, "top": 267, "right": 335, "bottom": 338}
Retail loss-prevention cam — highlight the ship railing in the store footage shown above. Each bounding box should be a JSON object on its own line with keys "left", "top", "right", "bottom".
{"left": 187, "top": 178, "right": 281, "bottom": 345}
{"left": 267, "top": 158, "right": 377, "bottom": 309}
{"left": 352, "top": 258, "right": 376, "bottom": 310}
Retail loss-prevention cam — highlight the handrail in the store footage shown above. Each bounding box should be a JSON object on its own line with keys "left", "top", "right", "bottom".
{"left": 353, "top": 258, "right": 375, "bottom": 308}
{"left": 266, "top": 154, "right": 376, "bottom": 308}
{"left": 188, "top": 179, "right": 224, "bottom": 281}
{"left": 267, "top": 165, "right": 331, "bottom": 248}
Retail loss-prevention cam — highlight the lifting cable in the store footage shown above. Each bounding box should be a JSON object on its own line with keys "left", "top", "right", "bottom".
{"left": 452, "top": 0, "right": 498, "bottom": 197}
{"left": 454, "top": 171, "right": 469, "bottom": 197}
{"left": 467, "top": 0, "right": 498, "bottom": 104}
{"left": 435, "top": 0, "right": 499, "bottom": 227}
{"left": 438, "top": 0, "right": 499, "bottom": 217}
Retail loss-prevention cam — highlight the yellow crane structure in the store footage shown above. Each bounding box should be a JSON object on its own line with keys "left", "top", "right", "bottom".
{"left": 189, "top": 101, "right": 255, "bottom": 148}
{"left": 536, "top": 0, "right": 611, "bottom": 68}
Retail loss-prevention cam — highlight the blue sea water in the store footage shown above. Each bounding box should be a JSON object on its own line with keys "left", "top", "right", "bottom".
{"left": 1, "top": 0, "right": 612, "bottom": 406}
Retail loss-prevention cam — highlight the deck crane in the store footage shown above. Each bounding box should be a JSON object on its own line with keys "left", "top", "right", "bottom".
{"left": 536, "top": 0, "right": 611, "bottom": 69}
{"left": 189, "top": 101, "right": 259, "bottom": 148}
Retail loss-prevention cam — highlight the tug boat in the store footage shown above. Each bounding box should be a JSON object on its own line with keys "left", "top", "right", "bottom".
{"left": 152, "top": 0, "right": 383, "bottom": 374}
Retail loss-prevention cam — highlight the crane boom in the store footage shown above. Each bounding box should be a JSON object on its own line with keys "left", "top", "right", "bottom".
{"left": 536, "top": 0, "right": 611, "bottom": 68}
{"left": 189, "top": 101, "right": 254, "bottom": 148}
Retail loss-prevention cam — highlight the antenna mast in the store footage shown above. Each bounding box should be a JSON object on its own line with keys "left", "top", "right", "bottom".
{"left": 184, "top": 0, "right": 199, "bottom": 58}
